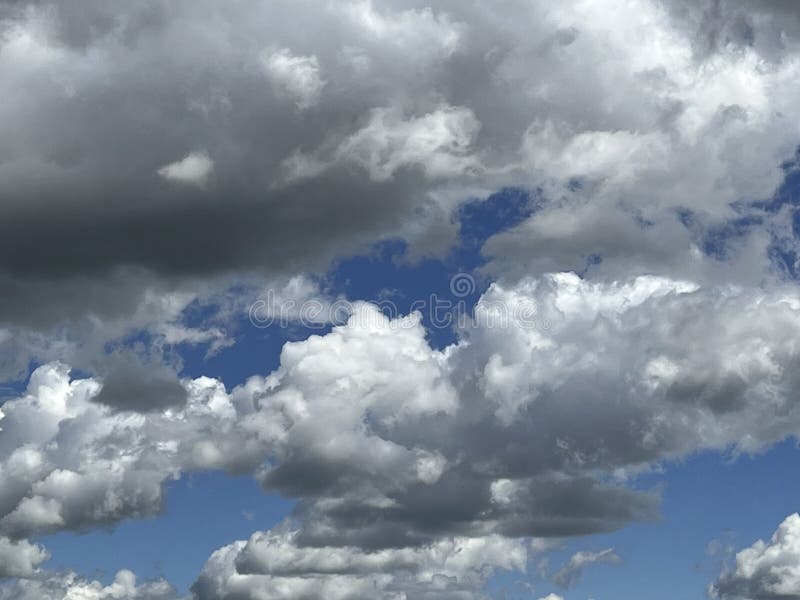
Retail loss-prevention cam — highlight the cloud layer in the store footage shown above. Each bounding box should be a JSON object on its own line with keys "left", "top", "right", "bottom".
{"left": 3, "top": 0, "right": 800, "bottom": 598}
{"left": 1, "top": 0, "right": 800, "bottom": 326}
{"left": 4, "top": 272, "right": 800, "bottom": 595}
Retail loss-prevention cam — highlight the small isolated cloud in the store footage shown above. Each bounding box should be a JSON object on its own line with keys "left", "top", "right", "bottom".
{"left": 262, "top": 48, "right": 325, "bottom": 110}
{"left": 538, "top": 594, "right": 565, "bottom": 600}
{"left": 157, "top": 152, "right": 213, "bottom": 186}
{"left": 552, "top": 548, "right": 621, "bottom": 588}
{"left": 711, "top": 513, "right": 800, "bottom": 600}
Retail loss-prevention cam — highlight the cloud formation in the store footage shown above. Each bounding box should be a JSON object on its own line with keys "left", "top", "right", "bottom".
{"left": 3, "top": 0, "right": 800, "bottom": 597}
{"left": 1, "top": 0, "right": 799, "bottom": 328}
{"left": 158, "top": 152, "right": 214, "bottom": 187}
{"left": 0, "top": 570, "right": 185, "bottom": 600}
{"left": 4, "top": 272, "right": 800, "bottom": 595}
{"left": 193, "top": 531, "right": 526, "bottom": 600}
{"left": 551, "top": 548, "right": 621, "bottom": 588}
{"left": 712, "top": 514, "right": 800, "bottom": 600}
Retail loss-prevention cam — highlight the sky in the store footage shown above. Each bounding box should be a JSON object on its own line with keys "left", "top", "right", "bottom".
{"left": 4, "top": 1, "right": 800, "bottom": 599}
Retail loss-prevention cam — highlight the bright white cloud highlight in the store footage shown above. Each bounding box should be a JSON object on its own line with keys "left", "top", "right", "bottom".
{"left": 157, "top": 152, "right": 213, "bottom": 186}
{"left": 262, "top": 48, "right": 325, "bottom": 110}
{"left": 712, "top": 513, "right": 800, "bottom": 599}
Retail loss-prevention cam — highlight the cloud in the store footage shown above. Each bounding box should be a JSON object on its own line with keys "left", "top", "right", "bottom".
{"left": 92, "top": 358, "right": 188, "bottom": 412}
{"left": 193, "top": 530, "right": 526, "bottom": 600}
{"left": 711, "top": 513, "right": 800, "bottom": 600}
{"left": 0, "top": 570, "right": 184, "bottom": 600}
{"left": 262, "top": 48, "right": 325, "bottom": 110}
{"left": 3, "top": 270, "right": 800, "bottom": 594}
{"left": 6, "top": 273, "right": 800, "bottom": 550}
{"left": 157, "top": 152, "right": 214, "bottom": 187}
{"left": 0, "top": 537, "right": 48, "bottom": 578}
{"left": 280, "top": 105, "right": 481, "bottom": 185}
{"left": 1, "top": 0, "right": 800, "bottom": 327}
{"left": 551, "top": 548, "right": 621, "bottom": 588}
{"left": 5, "top": 3, "right": 800, "bottom": 594}
{"left": 0, "top": 362, "right": 267, "bottom": 539}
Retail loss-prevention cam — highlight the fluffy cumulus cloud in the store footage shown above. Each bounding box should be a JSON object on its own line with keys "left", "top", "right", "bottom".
{"left": 0, "top": 570, "right": 185, "bottom": 600}
{"left": 0, "top": 362, "right": 269, "bottom": 540}
{"left": 711, "top": 513, "right": 800, "bottom": 600}
{"left": 193, "top": 531, "right": 526, "bottom": 600}
{"left": 4, "top": 274, "right": 800, "bottom": 595}
{"left": 3, "top": 0, "right": 800, "bottom": 598}
{"left": 0, "top": 537, "right": 48, "bottom": 578}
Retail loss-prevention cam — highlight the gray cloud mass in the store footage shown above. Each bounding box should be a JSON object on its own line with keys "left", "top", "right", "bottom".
{"left": 3, "top": 0, "right": 800, "bottom": 598}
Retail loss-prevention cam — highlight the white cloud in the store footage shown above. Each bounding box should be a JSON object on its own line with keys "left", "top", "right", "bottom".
{"left": 5, "top": 273, "right": 800, "bottom": 566}
{"left": 0, "top": 362, "right": 266, "bottom": 539}
{"left": 262, "top": 48, "right": 325, "bottom": 110}
{"left": 280, "top": 105, "right": 481, "bottom": 184}
{"left": 0, "top": 570, "right": 184, "bottom": 600}
{"left": 6, "top": 0, "right": 800, "bottom": 597}
{"left": 0, "top": 537, "right": 48, "bottom": 578}
{"left": 712, "top": 513, "right": 800, "bottom": 599}
{"left": 342, "top": 0, "right": 462, "bottom": 56}
{"left": 337, "top": 106, "right": 481, "bottom": 181}
{"left": 4, "top": 272, "right": 800, "bottom": 594}
{"left": 194, "top": 530, "right": 525, "bottom": 600}
{"left": 157, "top": 152, "right": 213, "bottom": 186}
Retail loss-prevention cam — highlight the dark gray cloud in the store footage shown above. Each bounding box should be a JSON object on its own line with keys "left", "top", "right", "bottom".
{"left": 1, "top": 0, "right": 799, "bottom": 331}
{"left": 92, "top": 357, "right": 187, "bottom": 412}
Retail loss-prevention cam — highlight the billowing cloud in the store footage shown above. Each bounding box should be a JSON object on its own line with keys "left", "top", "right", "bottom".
{"left": 1, "top": 0, "right": 800, "bottom": 328}
{"left": 3, "top": 272, "right": 800, "bottom": 595}
{"left": 711, "top": 513, "right": 800, "bottom": 600}
{"left": 0, "top": 570, "right": 184, "bottom": 600}
{"left": 0, "top": 362, "right": 266, "bottom": 539}
{"left": 3, "top": 1, "right": 800, "bottom": 597}
{"left": 193, "top": 530, "right": 526, "bottom": 600}
{"left": 0, "top": 537, "right": 48, "bottom": 578}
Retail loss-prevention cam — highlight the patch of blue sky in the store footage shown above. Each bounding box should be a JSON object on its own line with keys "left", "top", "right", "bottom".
{"left": 38, "top": 472, "right": 294, "bottom": 593}
{"left": 485, "top": 440, "right": 800, "bottom": 600}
